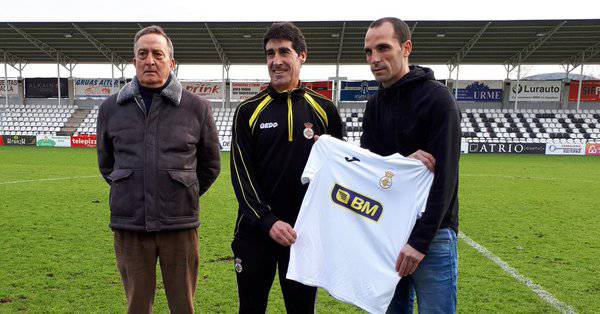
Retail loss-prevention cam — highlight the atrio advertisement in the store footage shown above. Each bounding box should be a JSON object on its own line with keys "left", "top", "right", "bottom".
{"left": 468, "top": 143, "right": 546, "bottom": 154}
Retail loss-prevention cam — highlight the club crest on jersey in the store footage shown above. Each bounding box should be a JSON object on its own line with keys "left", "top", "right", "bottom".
{"left": 234, "top": 258, "right": 243, "bottom": 273}
{"left": 303, "top": 122, "right": 314, "bottom": 139}
{"left": 331, "top": 184, "right": 383, "bottom": 222}
{"left": 379, "top": 170, "right": 394, "bottom": 189}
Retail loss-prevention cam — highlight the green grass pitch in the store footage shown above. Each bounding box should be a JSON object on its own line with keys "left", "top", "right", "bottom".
{"left": 0, "top": 146, "right": 599, "bottom": 313}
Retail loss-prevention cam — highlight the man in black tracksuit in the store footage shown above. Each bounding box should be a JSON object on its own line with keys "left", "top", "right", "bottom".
{"left": 362, "top": 18, "right": 460, "bottom": 313}
{"left": 230, "top": 22, "right": 343, "bottom": 313}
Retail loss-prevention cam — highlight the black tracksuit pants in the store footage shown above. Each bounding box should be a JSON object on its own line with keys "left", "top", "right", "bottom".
{"left": 232, "top": 227, "right": 316, "bottom": 314}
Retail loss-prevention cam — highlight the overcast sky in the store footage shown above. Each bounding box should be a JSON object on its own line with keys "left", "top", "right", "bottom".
{"left": 2, "top": 0, "right": 600, "bottom": 80}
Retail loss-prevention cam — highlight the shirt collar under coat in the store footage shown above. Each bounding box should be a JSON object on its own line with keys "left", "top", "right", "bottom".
{"left": 265, "top": 83, "right": 306, "bottom": 100}
{"left": 116, "top": 72, "right": 183, "bottom": 106}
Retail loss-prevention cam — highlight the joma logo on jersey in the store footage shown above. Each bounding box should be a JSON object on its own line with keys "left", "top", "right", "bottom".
{"left": 331, "top": 184, "right": 382, "bottom": 222}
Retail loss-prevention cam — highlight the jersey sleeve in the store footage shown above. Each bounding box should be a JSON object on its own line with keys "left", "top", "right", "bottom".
{"left": 301, "top": 135, "right": 331, "bottom": 184}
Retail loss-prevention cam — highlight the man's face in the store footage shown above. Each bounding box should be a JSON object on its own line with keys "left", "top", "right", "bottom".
{"left": 265, "top": 39, "right": 306, "bottom": 92}
{"left": 364, "top": 22, "right": 411, "bottom": 87}
{"left": 133, "top": 33, "right": 175, "bottom": 88}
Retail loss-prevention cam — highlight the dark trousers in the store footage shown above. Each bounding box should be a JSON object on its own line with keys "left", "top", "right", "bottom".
{"left": 114, "top": 229, "right": 199, "bottom": 314}
{"left": 232, "top": 228, "right": 317, "bottom": 314}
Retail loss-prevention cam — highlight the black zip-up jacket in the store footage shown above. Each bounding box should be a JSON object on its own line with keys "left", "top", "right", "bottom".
{"left": 231, "top": 85, "right": 344, "bottom": 235}
{"left": 360, "top": 66, "right": 460, "bottom": 255}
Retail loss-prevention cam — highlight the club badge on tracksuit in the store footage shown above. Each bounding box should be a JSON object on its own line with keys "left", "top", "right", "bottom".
{"left": 234, "top": 258, "right": 243, "bottom": 273}
{"left": 303, "top": 122, "right": 314, "bottom": 139}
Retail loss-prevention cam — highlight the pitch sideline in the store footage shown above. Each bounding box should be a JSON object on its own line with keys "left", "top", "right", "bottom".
{"left": 0, "top": 175, "right": 100, "bottom": 185}
{"left": 459, "top": 232, "right": 577, "bottom": 314}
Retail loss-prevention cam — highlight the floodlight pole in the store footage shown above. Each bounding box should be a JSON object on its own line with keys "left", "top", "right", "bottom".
{"left": 57, "top": 58, "right": 61, "bottom": 107}
{"left": 563, "top": 64, "right": 570, "bottom": 80}
{"left": 334, "top": 22, "right": 346, "bottom": 106}
{"left": 514, "top": 64, "right": 521, "bottom": 111}
{"left": 335, "top": 63, "right": 340, "bottom": 106}
{"left": 576, "top": 56, "right": 584, "bottom": 111}
{"left": 221, "top": 64, "right": 225, "bottom": 109}
{"left": 454, "top": 64, "right": 460, "bottom": 100}
{"left": 111, "top": 55, "right": 115, "bottom": 94}
{"left": 4, "top": 52, "right": 8, "bottom": 107}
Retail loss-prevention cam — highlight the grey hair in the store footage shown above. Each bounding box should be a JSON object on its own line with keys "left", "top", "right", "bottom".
{"left": 133, "top": 25, "right": 175, "bottom": 59}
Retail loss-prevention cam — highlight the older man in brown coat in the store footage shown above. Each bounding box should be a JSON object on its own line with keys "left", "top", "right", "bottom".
{"left": 97, "top": 25, "right": 220, "bottom": 313}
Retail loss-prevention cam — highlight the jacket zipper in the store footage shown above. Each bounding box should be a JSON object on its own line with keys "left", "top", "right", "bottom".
{"left": 134, "top": 96, "right": 151, "bottom": 229}
{"left": 134, "top": 96, "right": 148, "bottom": 117}
{"left": 287, "top": 92, "right": 293, "bottom": 142}
{"left": 234, "top": 213, "right": 244, "bottom": 237}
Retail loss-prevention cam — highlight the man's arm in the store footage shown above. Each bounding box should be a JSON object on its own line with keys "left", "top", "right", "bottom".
{"left": 396, "top": 90, "right": 459, "bottom": 276}
{"left": 407, "top": 89, "right": 461, "bottom": 255}
{"left": 96, "top": 101, "right": 114, "bottom": 185}
{"left": 230, "top": 104, "right": 278, "bottom": 234}
{"left": 196, "top": 103, "right": 221, "bottom": 196}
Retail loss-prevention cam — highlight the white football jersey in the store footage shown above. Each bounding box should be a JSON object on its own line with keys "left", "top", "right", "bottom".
{"left": 287, "top": 135, "right": 434, "bottom": 314}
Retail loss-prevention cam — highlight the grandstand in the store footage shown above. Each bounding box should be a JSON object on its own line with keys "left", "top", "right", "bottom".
{"left": 2, "top": 84, "right": 600, "bottom": 154}
{"left": 0, "top": 103, "right": 73, "bottom": 136}
{"left": 1, "top": 20, "right": 600, "bottom": 154}
{"left": 76, "top": 106, "right": 98, "bottom": 135}
{"left": 461, "top": 108, "right": 600, "bottom": 143}
{"left": 3, "top": 98, "right": 599, "bottom": 154}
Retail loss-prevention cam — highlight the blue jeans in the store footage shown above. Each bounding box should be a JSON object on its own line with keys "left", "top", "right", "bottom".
{"left": 387, "top": 228, "right": 458, "bottom": 314}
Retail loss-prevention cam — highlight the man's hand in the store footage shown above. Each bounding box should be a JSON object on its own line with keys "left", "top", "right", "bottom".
{"left": 396, "top": 244, "right": 425, "bottom": 276}
{"left": 313, "top": 134, "right": 320, "bottom": 142}
{"left": 408, "top": 149, "right": 435, "bottom": 172}
{"left": 269, "top": 220, "right": 297, "bottom": 247}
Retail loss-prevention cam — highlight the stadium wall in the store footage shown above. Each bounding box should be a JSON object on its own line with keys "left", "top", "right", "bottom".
{"left": 2, "top": 131, "right": 598, "bottom": 156}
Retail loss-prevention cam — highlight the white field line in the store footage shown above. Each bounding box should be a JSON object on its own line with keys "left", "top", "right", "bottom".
{"left": 0, "top": 175, "right": 100, "bottom": 185}
{"left": 461, "top": 173, "right": 596, "bottom": 184}
{"left": 459, "top": 232, "right": 577, "bottom": 314}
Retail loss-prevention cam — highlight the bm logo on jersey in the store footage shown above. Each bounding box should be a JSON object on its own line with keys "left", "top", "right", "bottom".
{"left": 331, "top": 184, "right": 382, "bottom": 222}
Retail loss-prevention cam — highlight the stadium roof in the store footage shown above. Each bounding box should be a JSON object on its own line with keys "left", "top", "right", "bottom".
{"left": 1, "top": 20, "right": 599, "bottom": 69}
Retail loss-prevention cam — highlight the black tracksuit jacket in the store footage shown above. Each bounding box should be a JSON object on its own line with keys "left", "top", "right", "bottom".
{"left": 231, "top": 84, "right": 344, "bottom": 236}
{"left": 360, "top": 66, "right": 461, "bottom": 254}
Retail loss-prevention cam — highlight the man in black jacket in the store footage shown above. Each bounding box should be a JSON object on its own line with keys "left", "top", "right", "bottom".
{"left": 97, "top": 25, "right": 220, "bottom": 313}
{"left": 361, "top": 18, "right": 461, "bottom": 313}
{"left": 230, "top": 22, "right": 343, "bottom": 313}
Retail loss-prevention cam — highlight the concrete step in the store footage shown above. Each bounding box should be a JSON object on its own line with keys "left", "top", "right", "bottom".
{"left": 59, "top": 108, "right": 92, "bottom": 136}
